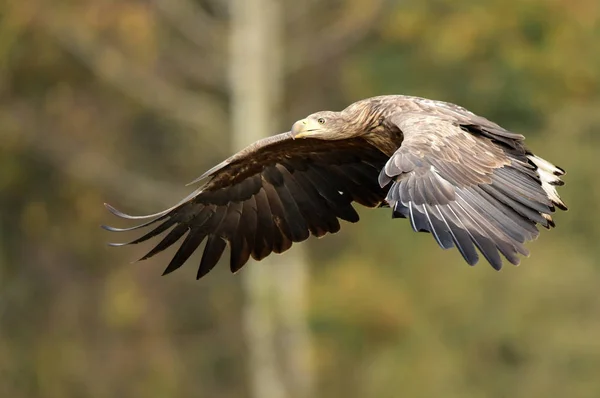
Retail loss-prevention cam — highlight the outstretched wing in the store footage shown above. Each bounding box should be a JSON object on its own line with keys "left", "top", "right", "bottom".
{"left": 104, "top": 132, "right": 389, "bottom": 279}
{"left": 379, "top": 110, "right": 567, "bottom": 270}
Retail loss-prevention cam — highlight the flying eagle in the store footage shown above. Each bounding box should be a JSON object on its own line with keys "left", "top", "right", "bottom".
{"left": 103, "top": 95, "right": 567, "bottom": 279}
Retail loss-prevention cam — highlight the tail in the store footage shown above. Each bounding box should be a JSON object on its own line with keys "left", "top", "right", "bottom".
{"left": 527, "top": 154, "right": 568, "bottom": 226}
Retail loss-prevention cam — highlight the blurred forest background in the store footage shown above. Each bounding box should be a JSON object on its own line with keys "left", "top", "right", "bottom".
{"left": 2, "top": 0, "right": 600, "bottom": 397}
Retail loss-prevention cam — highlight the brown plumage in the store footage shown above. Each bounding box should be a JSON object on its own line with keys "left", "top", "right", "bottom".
{"left": 103, "top": 95, "right": 568, "bottom": 278}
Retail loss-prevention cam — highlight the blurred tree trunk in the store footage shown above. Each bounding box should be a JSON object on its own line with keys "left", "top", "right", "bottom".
{"left": 229, "top": 1, "right": 313, "bottom": 398}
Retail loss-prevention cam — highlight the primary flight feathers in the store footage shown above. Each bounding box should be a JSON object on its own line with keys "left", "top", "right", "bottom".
{"left": 103, "top": 95, "right": 567, "bottom": 279}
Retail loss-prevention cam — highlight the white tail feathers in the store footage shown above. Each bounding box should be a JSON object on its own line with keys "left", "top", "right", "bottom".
{"left": 527, "top": 155, "right": 567, "bottom": 212}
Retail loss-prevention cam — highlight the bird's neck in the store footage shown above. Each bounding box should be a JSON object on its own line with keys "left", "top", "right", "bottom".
{"left": 363, "top": 126, "right": 404, "bottom": 157}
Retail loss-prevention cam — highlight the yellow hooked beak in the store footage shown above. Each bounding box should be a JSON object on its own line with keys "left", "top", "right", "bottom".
{"left": 290, "top": 118, "right": 322, "bottom": 139}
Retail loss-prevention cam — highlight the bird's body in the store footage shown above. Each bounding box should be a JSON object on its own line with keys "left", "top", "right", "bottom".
{"left": 104, "top": 95, "right": 567, "bottom": 279}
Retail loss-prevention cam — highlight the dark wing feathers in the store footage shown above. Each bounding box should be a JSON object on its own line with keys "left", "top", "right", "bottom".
{"left": 277, "top": 164, "right": 330, "bottom": 237}
{"left": 252, "top": 187, "right": 275, "bottom": 260}
{"left": 291, "top": 171, "right": 342, "bottom": 236}
{"left": 198, "top": 235, "right": 227, "bottom": 279}
{"left": 263, "top": 181, "right": 294, "bottom": 252}
{"left": 236, "top": 196, "right": 257, "bottom": 267}
{"left": 104, "top": 133, "right": 389, "bottom": 279}
{"left": 381, "top": 109, "right": 566, "bottom": 270}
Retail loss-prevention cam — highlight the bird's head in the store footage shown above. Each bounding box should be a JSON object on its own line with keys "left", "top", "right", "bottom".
{"left": 290, "top": 111, "right": 359, "bottom": 140}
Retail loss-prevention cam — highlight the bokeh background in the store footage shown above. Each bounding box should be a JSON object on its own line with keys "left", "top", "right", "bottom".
{"left": 2, "top": 0, "right": 600, "bottom": 397}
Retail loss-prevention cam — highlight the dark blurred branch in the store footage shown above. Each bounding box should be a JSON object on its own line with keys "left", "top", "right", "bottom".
{"left": 160, "top": 38, "right": 228, "bottom": 93}
{"left": 203, "top": 0, "right": 230, "bottom": 19}
{"left": 286, "top": 0, "right": 388, "bottom": 74}
{"left": 40, "top": 13, "right": 226, "bottom": 135}
{"left": 151, "top": 0, "right": 230, "bottom": 90}
{"left": 5, "top": 108, "right": 188, "bottom": 211}
{"left": 151, "top": 0, "right": 227, "bottom": 50}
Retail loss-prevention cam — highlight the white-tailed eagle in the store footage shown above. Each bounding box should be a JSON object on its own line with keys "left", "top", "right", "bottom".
{"left": 103, "top": 95, "right": 567, "bottom": 279}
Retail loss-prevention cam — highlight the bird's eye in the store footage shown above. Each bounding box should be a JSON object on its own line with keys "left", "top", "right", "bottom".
{"left": 317, "top": 118, "right": 326, "bottom": 124}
